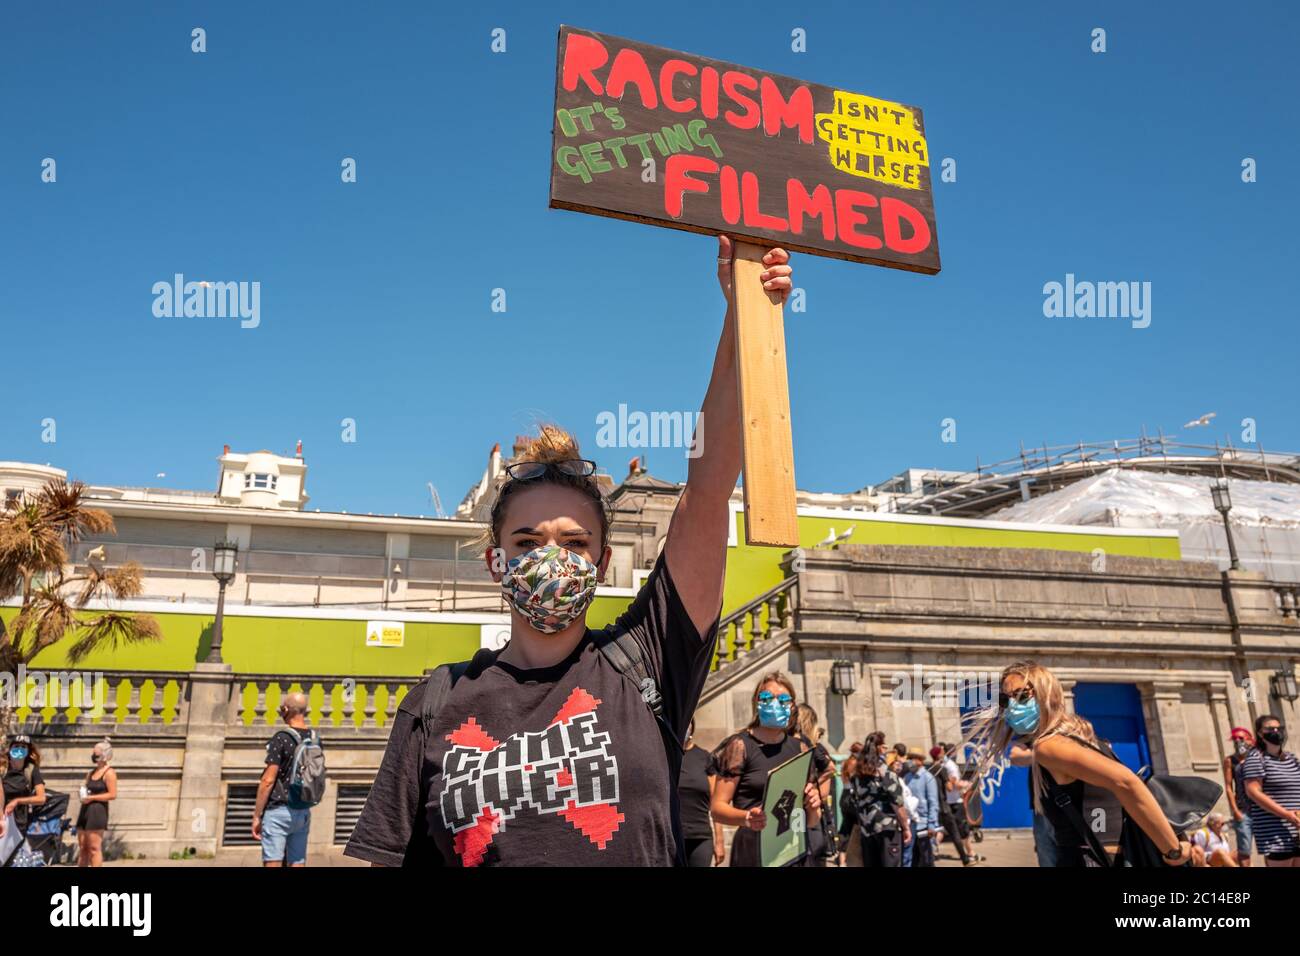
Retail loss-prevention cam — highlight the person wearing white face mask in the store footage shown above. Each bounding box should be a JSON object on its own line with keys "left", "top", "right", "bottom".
{"left": 345, "top": 238, "right": 795, "bottom": 868}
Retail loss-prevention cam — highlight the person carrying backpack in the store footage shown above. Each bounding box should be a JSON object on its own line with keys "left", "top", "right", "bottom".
{"left": 345, "top": 240, "right": 797, "bottom": 867}
{"left": 253, "top": 692, "right": 325, "bottom": 867}
{"left": 965, "top": 661, "right": 1193, "bottom": 867}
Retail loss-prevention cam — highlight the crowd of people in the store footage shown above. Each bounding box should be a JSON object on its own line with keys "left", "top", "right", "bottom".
{"left": 679, "top": 671, "right": 984, "bottom": 867}
{"left": 6, "top": 661, "right": 1298, "bottom": 869}
{"left": 4, "top": 243, "right": 1300, "bottom": 871}
{"left": 671, "top": 662, "right": 1300, "bottom": 869}
{"left": 1, "top": 696, "right": 327, "bottom": 868}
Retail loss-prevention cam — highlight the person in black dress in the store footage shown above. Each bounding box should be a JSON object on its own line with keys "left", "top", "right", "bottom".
{"left": 711, "top": 672, "right": 823, "bottom": 867}
{"left": 677, "top": 720, "right": 723, "bottom": 866}
{"left": 77, "top": 738, "right": 117, "bottom": 867}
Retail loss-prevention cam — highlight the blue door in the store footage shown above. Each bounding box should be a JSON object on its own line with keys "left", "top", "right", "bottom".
{"left": 1072, "top": 683, "right": 1151, "bottom": 774}
{"left": 959, "top": 683, "right": 1032, "bottom": 829}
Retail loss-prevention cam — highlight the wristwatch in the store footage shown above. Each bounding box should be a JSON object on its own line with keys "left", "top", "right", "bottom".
{"left": 1163, "top": 844, "right": 1183, "bottom": 861}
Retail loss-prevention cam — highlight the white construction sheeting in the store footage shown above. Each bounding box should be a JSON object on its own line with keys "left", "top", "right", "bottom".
{"left": 994, "top": 469, "right": 1300, "bottom": 582}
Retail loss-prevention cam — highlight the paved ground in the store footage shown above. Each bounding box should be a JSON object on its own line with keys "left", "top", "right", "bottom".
{"left": 933, "top": 828, "right": 1037, "bottom": 867}
{"left": 94, "top": 830, "right": 1039, "bottom": 867}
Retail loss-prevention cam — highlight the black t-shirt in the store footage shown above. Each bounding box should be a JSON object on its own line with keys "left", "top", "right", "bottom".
{"left": 714, "top": 730, "right": 806, "bottom": 812}
{"left": 264, "top": 729, "right": 304, "bottom": 809}
{"left": 3, "top": 764, "right": 44, "bottom": 803}
{"left": 3, "top": 764, "right": 44, "bottom": 827}
{"left": 678, "top": 746, "right": 715, "bottom": 841}
{"left": 345, "top": 553, "right": 716, "bottom": 866}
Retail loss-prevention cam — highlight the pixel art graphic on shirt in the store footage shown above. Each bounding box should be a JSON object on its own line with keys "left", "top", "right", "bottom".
{"left": 439, "top": 686, "right": 625, "bottom": 866}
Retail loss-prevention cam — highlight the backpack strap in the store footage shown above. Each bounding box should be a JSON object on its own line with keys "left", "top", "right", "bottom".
{"left": 594, "top": 631, "right": 682, "bottom": 756}
{"left": 1049, "top": 779, "right": 1113, "bottom": 867}
{"left": 594, "top": 631, "right": 662, "bottom": 716}
{"left": 421, "top": 648, "right": 500, "bottom": 730}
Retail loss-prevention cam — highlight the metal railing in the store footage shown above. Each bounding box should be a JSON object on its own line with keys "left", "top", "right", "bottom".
{"left": 890, "top": 435, "right": 1300, "bottom": 517}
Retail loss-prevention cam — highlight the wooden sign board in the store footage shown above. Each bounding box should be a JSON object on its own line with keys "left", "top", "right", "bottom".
{"left": 549, "top": 26, "right": 940, "bottom": 547}
{"left": 549, "top": 25, "right": 941, "bottom": 274}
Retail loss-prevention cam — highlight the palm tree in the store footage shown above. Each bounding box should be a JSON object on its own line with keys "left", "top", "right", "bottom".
{"left": 0, "top": 479, "right": 160, "bottom": 749}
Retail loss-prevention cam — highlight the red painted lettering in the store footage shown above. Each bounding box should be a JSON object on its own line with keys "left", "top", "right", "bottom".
{"left": 880, "top": 197, "right": 931, "bottom": 254}
{"left": 660, "top": 59, "right": 698, "bottom": 113}
{"left": 700, "top": 66, "right": 720, "bottom": 119}
{"left": 741, "top": 170, "right": 788, "bottom": 231}
{"left": 720, "top": 165, "right": 741, "bottom": 225}
{"left": 607, "top": 48, "right": 658, "bottom": 108}
{"left": 760, "top": 77, "right": 814, "bottom": 144}
{"left": 787, "top": 179, "right": 835, "bottom": 241}
{"left": 663, "top": 154, "right": 718, "bottom": 218}
{"left": 722, "top": 71, "right": 760, "bottom": 130}
{"left": 561, "top": 33, "right": 608, "bottom": 95}
{"left": 835, "top": 190, "right": 883, "bottom": 250}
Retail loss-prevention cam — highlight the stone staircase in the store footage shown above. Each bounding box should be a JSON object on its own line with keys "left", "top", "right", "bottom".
{"left": 700, "top": 575, "right": 798, "bottom": 706}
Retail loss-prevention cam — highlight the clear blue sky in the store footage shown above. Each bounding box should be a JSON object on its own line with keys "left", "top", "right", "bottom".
{"left": 2, "top": 1, "right": 1296, "bottom": 516}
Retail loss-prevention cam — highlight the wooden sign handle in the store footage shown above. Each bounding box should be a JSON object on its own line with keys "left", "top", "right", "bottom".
{"left": 732, "top": 241, "right": 799, "bottom": 548}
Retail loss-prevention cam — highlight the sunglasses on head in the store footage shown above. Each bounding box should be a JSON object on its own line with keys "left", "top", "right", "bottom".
{"left": 505, "top": 459, "right": 597, "bottom": 481}
{"left": 757, "top": 691, "right": 793, "bottom": 705}
{"left": 998, "top": 686, "right": 1034, "bottom": 709}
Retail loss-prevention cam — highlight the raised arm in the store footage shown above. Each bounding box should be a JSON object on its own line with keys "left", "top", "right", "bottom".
{"left": 665, "top": 236, "right": 792, "bottom": 635}
{"left": 1035, "top": 735, "right": 1190, "bottom": 865}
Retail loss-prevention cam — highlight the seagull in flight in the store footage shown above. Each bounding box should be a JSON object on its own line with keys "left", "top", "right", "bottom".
{"left": 1183, "top": 412, "right": 1216, "bottom": 428}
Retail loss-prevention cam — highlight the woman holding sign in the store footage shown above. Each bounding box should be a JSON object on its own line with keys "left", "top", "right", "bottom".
{"left": 345, "top": 238, "right": 794, "bottom": 867}
{"left": 711, "top": 673, "right": 825, "bottom": 867}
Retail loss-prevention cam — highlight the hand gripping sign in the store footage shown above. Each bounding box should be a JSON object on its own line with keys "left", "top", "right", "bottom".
{"left": 551, "top": 26, "right": 940, "bottom": 545}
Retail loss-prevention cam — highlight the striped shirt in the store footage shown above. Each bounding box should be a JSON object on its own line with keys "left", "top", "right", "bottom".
{"left": 1242, "top": 748, "right": 1300, "bottom": 855}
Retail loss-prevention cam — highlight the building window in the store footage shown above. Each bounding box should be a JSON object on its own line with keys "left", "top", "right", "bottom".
{"left": 243, "top": 473, "right": 277, "bottom": 491}
{"left": 4, "top": 488, "right": 21, "bottom": 506}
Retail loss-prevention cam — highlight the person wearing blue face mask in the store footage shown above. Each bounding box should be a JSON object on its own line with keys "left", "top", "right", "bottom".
{"left": 711, "top": 673, "right": 823, "bottom": 867}
{"left": 966, "top": 661, "right": 1191, "bottom": 868}
{"left": 1, "top": 734, "right": 47, "bottom": 856}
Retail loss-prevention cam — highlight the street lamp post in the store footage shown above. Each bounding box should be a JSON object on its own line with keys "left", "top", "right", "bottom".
{"left": 1210, "top": 479, "right": 1241, "bottom": 571}
{"left": 206, "top": 540, "right": 239, "bottom": 665}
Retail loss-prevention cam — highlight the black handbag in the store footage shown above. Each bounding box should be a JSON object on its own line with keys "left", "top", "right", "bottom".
{"left": 1138, "top": 767, "right": 1224, "bottom": 831}
{"left": 1049, "top": 738, "right": 1224, "bottom": 868}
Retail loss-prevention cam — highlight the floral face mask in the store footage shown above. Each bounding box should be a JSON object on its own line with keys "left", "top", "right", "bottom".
{"left": 500, "top": 545, "right": 600, "bottom": 635}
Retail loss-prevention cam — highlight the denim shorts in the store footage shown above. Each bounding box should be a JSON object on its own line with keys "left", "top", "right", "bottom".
{"left": 1232, "top": 814, "right": 1253, "bottom": 856}
{"left": 261, "top": 805, "right": 311, "bottom": 864}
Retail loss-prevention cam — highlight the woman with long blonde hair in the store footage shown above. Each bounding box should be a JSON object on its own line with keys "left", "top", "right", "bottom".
{"left": 965, "top": 661, "right": 1190, "bottom": 867}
